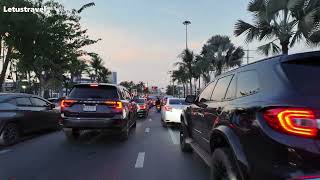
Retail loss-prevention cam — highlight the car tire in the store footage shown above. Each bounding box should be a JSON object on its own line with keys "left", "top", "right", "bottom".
{"left": 161, "top": 119, "right": 167, "bottom": 128}
{"left": 210, "top": 148, "right": 242, "bottom": 180}
{"left": 64, "top": 128, "right": 80, "bottom": 141}
{"left": 180, "top": 125, "right": 192, "bottom": 152}
{"left": 0, "top": 123, "right": 20, "bottom": 146}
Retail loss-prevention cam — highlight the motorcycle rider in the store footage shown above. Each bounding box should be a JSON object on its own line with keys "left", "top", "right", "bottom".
{"left": 155, "top": 97, "right": 161, "bottom": 112}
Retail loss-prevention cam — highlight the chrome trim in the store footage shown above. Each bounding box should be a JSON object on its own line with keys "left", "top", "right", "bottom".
{"left": 193, "top": 128, "right": 202, "bottom": 134}
{"left": 202, "top": 137, "right": 210, "bottom": 143}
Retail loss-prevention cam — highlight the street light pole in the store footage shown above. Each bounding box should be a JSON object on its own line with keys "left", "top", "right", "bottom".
{"left": 183, "top": 20, "right": 191, "bottom": 50}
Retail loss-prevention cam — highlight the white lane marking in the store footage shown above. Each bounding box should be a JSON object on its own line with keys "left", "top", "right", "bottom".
{"left": 149, "top": 119, "right": 152, "bottom": 122}
{"left": 168, "top": 128, "right": 179, "bottom": 145}
{"left": 145, "top": 128, "right": 150, "bottom": 133}
{"left": 135, "top": 152, "right": 145, "bottom": 168}
{"left": 0, "top": 149, "right": 12, "bottom": 155}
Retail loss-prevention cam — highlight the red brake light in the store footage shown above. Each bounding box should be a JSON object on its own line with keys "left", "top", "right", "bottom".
{"left": 61, "top": 100, "right": 77, "bottom": 108}
{"left": 263, "top": 108, "right": 318, "bottom": 138}
{"left": 90, "top": 84, "right": 99, "bottom": 87}
{"left": 105, "top": 101, "right": 123, "bottom": 109}
{"left": 164, "top": 105, "right": 172, "bottom": 112}
{"left": 139, "top": 105, "right": 146, "bottom": 109}
{"left": 289, "top": 175, "right": 320, "bottom": 180}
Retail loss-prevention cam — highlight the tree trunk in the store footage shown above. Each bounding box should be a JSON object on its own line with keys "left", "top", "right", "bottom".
{"left": 281, "top": 41, "right": 289, "bottom": 55}
{"left": 198, "top": 77, "right": 201, "bottom": 93}
{"left": 189, "top": 78, "right": 192, "bottom": 95}
{"left": 0, "top": 45, "right": 12, "bottom": 92}
{"left": 183, "top": 84, "right": 186, "bottom": 98}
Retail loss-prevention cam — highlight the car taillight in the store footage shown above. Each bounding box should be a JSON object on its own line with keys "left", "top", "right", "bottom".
{"left": 105, "top": 101, "right": 123, "bottom": 109}
{"left": 164, "top": 105, "right": 172, "bottom": 112}
{"left": 289, "top": 175, "right": 320, "bottom": 180}
{"left": 263, "top": 108, "right": 318, "bottom": 138}
{"left": 61, "top": 100, "right": 77, "bottom": 108}
{"left": 139, "top": 105, "right": 146, "bottom": 109}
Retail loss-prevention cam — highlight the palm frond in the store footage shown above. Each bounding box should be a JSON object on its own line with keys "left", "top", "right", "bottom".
{"left": 77, "top": 2, "right": 95, "bottom": 13}
{"left": 257, "top": 41, "right": 281, "bottom": 56}
{"left": 234, "top": 20, "right": 260, "bottom": 43}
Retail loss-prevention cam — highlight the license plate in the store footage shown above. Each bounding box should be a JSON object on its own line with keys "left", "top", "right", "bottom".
{"left": 83, "top": 105, "right": 96, "bottom": 112}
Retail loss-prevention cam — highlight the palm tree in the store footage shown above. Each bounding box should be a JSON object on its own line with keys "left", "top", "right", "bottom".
{"left": 194, "top": 55, "right": 212, "bottom": 87}
{"left": 88, "top": 53, "right": 103, "bottom": 81}
{"left": 97, "top": 67, "right": 111, "bottom": 83}
{"left": 234, "top": 0, "right": 320, "bottom": 56}
{"left": 175, "top": 49, "right": 196, "bottom": 95}
{"left": 172, "top": 67, "right": 189, "bottom": 97}
{"left": 201, "top": 35, "right": 244, "bottom": 77}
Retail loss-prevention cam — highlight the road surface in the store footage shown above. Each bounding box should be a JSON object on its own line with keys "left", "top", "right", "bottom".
{"left": 0, "top": 108, "right": 209, "bottom": 180}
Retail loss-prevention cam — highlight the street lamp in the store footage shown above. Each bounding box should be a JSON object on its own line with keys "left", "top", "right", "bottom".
{"left": 183, "top": 20, "right": 191, "bottom": 50}
{"left": 21, "top": 85, "right": 26, "bottom": 93}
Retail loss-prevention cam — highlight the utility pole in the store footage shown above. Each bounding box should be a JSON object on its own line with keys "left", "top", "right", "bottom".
{"left": 183, "top": 20, "right": 191, "bottom": 50}
{"left": 245, "top": 49, "right": 255, "bottom": 64}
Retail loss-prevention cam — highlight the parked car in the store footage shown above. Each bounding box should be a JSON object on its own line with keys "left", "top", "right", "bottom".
{"left": 180, "top": 51, "right": 320, "bottom": 180}
{"left": 48, "top": 97, "right": 65, "bottom": 112}
{"left": 0, "top": 93, "right": 59, "bottom": 146}
{"left": 60, "top": 83, "right": 137, "bottom": 141}
{"left": 134, "top": 98, "right": 149, "bottom": 118}
{"left": 161, "top": 98, "right": 190, "bottom": 127}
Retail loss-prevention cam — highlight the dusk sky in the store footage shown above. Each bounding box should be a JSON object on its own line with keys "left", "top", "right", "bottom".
{"left": 58, "top": 0, "right": 317, "bottom": 88}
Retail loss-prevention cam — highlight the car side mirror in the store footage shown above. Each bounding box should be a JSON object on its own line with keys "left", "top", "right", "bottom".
{"left": 185, "top": 95, "right": 197, "bottom": 103}
{"left": 49, "top": 103, "right": 55, "bottom": 109}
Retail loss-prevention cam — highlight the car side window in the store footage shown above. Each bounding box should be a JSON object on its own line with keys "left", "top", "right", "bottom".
{"left": 225, "top": 75, "right": 237, "bottom": 100}
{"left": 211, "top": 75, "right": 233, "bottom": 101}
{"left": 30, "top": 98, "right": 48, "bottom": 107}
{"left": 237, "top": 70, "right": 260, "bottom": 98}
{"left": 16, "top": 97, "right": 32, "bottom": 106}
{"left": 7, "top": 98, "right": 17, "bottom": 105}
{"left": 198, "top": 81, "right": 216, "bottom": 102}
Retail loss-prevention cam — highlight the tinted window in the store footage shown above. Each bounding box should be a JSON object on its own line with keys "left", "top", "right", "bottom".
{"left": 225, "top": 75, "right": 237, "bottom": 100}
{"left": 211, "top": 75, "right": 233, "bottom": 101}
{"left": 199, "top": 82, "right": 216, "bottom": 102}
{"left": 69, "top": 85, "right": 119, "bottom": 99}
{"left": 282, "top": 58, "right": 320, "bottom": 95}
{"left": 169, "top": 99, "right": 190, "bottom": 105}
{"left": 30, "top": 98, "right": 48, "bottom": 107}
{"left": 237, "top": 70, "right": 260, "bottom": 98}
{"left": 134, "top": 99, "right": 146, "bottom": 103}
{"left": 16, "top": 97, "right": 32, "bottom": 106}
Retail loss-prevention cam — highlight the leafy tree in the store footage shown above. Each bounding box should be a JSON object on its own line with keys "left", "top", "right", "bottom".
{"left": 234, "top": 0, "right": 320, "bottom": 55}
{"left": 120, "top": 81, "right": 135, "bottom": 91}
{"left": 166, "top": 85, "right": 179, "bottom": 96}
{"left": 201, "top": 35, "right": 244, "bottom": 77}
{"left": 0, "top": 0, "right": 38, "bottom": 90}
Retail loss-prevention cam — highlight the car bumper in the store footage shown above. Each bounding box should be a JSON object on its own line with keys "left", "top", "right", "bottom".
{"left": 61, "top": 117, "right": 126, "bottom": 129}
{"left": 163, "top": 111, "right": 182, "bottom": 123}
{"left": 137, "top": 109, "right": 147, "bottom": 116}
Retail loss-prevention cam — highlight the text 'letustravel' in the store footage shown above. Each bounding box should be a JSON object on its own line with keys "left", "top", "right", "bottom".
{"left": 2, "top": 6, "right": 48, "bottom": 13}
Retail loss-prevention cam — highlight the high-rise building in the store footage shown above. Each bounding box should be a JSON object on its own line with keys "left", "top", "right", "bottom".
{"left": 108, "top": 72, "right": 117, "bottom": 84}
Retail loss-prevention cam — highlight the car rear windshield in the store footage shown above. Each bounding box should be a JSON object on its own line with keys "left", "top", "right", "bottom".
{"left": 169, "top": 99, "right": 190, "bottom": 105}
{"left": 282, "top": 57, "right": 320, "bottom": 96}
{"left": 68, "top": 85, "right": 119, "bottom": 99}
{"left": 134, "top": 99, "right": 145, "bottom": 103}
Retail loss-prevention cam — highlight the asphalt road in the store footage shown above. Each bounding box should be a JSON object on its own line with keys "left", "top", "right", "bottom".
{"left": 0, "top": 108, "right": 209, "bottom": 180}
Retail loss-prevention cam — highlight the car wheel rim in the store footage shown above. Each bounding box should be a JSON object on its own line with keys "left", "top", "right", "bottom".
{"left": 3, "top": 125, "right": 18, "bottom": 144}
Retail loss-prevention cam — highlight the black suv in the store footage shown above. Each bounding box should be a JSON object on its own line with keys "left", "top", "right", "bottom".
{"left": 180, "top": 51, "right": 320, "bottom": 180}
{"left": 60, "top": 83, "right": 137, "bottom": 140}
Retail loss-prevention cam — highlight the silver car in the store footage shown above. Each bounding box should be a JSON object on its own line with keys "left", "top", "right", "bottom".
{"left": 161, "top": 98, "right": 191, "bottom": 127}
